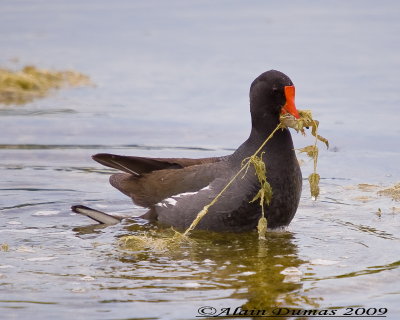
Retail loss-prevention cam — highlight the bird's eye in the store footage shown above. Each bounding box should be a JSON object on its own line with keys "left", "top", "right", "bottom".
{"left": 272, "top": 87, "right": 278, "bottom": 93}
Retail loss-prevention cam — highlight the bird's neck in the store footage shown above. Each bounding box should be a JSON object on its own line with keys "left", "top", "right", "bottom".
{"left": 230, "top": 124, "right": 294, "bottom": 165}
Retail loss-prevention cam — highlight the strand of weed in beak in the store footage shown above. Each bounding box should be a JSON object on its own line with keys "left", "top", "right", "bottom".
{"left": 309, "top": 118, "right": 321, "bottom": 199}
{"left": 182, "top": 123, "right": 283, "bottom": 237}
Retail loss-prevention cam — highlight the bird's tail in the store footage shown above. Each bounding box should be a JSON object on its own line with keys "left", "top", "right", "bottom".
{"left": 71, "top": 205, "right": 123, "bottom": 225}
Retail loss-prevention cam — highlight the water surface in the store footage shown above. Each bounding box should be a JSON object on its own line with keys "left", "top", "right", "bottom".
{"left": 0, "top": 1, "right": 399, "bottom": 319}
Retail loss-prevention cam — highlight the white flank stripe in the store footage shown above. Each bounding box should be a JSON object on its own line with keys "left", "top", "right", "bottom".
{"left": 173, "top": 191, "right": 198, "bottom": 198}
{"left": 155, "top": 202, "right": 167, "bottom": 208}
{"left": 165, "top": 198, "right": 177, "bottom": 206}
{"left": 156, "top": 185, "right": 212, "bottom": 209}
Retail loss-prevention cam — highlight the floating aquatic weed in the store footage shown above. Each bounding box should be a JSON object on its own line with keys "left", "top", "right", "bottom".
{"left": 119, "top": 230, "right": 194, "bottom": 252}
{"left": 358, "top": 183, "right": 380, "bottom": 192}
{"left": 378, "top": 183, "right": 400, "bottom": 201}
{"left": 0, "top": 65, "right": 92, "bottom": 105}
{"left": 352, "top": 196, "right": 375, "bottom": 203}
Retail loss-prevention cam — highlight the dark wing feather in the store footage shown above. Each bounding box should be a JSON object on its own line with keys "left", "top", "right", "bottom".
{"left": 92, "top": 153, "right": 181, "bottom": 175}
{"left": 109, "top": 161, "right": 224, "bottom": 207}
{"left": 154, "top": 173, "right": 261, "bottom": 232}
{"left": 92, "top": 153, "right": 223, "bottom": 176}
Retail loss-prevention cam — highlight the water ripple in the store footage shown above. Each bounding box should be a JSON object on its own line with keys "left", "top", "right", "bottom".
{"left": 0, "top": 144, "right": 223, "bottom": 151}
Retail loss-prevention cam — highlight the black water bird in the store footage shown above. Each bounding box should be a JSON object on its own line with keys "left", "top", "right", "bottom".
{"left": 72, "top": 70, "right": 302, "bottom": 231}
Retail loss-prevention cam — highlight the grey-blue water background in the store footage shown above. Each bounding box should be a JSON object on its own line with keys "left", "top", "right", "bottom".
{"left": 1, "top": 1, "right": 399, "bottom": 319}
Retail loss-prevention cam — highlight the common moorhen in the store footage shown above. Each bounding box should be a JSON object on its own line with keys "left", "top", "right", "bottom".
{"left": 73, "top": 70, "right": 302, "bottom": 231}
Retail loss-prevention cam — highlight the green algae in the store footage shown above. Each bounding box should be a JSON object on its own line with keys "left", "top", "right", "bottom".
{"left": 281, "top": 110, "right": 329, "bottom": 199}
{"left": 245, "top": 152, "right": 272, "bottom": 240}
{"left": 378, "top": 183, "right": 400, "bottom": 201}
{"left": 1, "top": 243, "right": 9, "bottom": 252}
{"left": 119, "top": 230, "right": 194, "bottom": 252}
{"left": 0, "top": 65, "right": 92, "bottom": 105}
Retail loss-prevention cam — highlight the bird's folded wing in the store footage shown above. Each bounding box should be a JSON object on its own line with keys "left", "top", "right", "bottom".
{"left": 92, "top": 153, "right": 222, "bottom": 176}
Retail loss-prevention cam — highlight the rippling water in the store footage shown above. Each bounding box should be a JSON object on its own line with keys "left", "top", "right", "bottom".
{"left": 1, "top": 1, "right": 399, "bottom": 319}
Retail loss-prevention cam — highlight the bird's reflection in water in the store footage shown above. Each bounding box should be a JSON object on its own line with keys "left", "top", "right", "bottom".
{"left": 70, "top": 219, "right": 320, "bottom": 315}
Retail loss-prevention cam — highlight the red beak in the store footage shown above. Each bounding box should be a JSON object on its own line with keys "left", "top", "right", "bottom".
{"left": 281, "top": 85, "right": 300, "bottom": 119}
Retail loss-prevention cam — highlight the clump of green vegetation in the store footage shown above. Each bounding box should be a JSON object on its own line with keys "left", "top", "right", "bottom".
{"left": 281, "top": 110, "right": 329, "bottom": 148}
{"left": 1, "top": 243, "right": 9, "bottom": 252}
{"left": 281, "top": 110, "right": 329, "bottom": 199}
{"left": 119, "top": 231, "right": 193, "bottom": 252}
{"left": 0, "top": 65, "right": 91, "bottom": 105}
{"left": 378, "top": 183, "right": 400, "bottom": 201}
{"left": 245, "top": 152, "right": 272, "bottom": 240}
